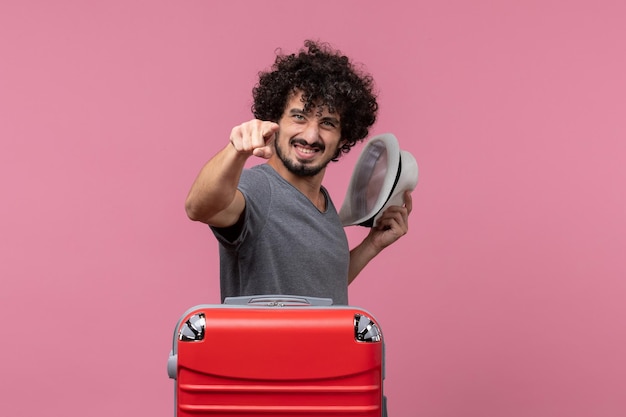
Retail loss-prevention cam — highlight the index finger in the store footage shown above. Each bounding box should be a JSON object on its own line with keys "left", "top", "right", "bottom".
{"left": 261, "top": 122, "right": 280, "bottom": 143}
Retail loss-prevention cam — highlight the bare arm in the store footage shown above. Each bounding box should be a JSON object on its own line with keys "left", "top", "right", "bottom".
{"left": 185, "top": 120, "right": 279, "bottom": 227}
{"left": 348, "top": 191, "right": 413, "bottom": 283}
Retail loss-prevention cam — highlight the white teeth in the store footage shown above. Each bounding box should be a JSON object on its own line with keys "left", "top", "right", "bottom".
{"left": 296, "top": 146, "right": 317, "bottom": 154}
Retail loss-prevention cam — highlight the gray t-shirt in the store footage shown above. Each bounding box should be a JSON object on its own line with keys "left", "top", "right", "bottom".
{"left": 211, "top": 164, "right": 350, "bottom": 304}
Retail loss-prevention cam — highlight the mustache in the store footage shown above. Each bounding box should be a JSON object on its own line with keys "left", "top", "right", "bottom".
{"left": 289, "top": 138, "right": 325, "bottom": 151}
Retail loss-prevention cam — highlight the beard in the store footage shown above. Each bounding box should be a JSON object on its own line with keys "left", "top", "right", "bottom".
{"left": 274, "top": 137, "right": 335, "bottom": 177}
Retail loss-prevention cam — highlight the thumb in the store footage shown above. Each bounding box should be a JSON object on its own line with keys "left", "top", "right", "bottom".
{"left": 252, "top": 145, "right": 273, "bottom": 159}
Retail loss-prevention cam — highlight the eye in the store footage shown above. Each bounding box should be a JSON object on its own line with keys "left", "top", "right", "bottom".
{"left": 321, "top": 120, "right": 338, "bottom": 129}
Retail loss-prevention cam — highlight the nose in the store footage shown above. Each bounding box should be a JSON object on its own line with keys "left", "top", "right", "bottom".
{"left": 301, "top": 122, "right": 320, "bottom": 143}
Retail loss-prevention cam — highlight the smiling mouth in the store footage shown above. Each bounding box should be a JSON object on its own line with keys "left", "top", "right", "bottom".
{"left": 295, "top": 145, "right": 319, "bottom": 154}
{"left": 291, "top": 139, "right": 324, "bottom": 156}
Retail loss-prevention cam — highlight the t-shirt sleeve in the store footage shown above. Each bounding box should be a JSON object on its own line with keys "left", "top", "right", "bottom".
{"left": 210, "top": 167, "right": 271, "bottom": 247}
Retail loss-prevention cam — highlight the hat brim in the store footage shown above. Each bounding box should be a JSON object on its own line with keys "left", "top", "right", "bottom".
{"left": 339, "top": 133, "right": 419, "bottom": 227}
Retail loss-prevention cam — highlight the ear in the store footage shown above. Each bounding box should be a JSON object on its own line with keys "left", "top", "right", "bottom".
{"left": 332, "top": 139, "right": 347, "bottom": 161}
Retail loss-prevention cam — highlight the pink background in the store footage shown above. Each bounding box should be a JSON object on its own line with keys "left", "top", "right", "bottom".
{"left": 1, "top": 1, "right": 625, "bottom": 416}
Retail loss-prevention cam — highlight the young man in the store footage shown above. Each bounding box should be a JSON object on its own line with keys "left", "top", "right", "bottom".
{"left": 185, "top": 40, "right": 412, "bottom": 304}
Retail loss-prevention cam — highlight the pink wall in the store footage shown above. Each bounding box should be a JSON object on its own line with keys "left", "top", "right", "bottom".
{"left": 2, "top": 1, "right": 625, "bottom": 416}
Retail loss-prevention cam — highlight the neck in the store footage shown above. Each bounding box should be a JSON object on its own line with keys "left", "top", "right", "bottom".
{"left": 267, "top": 160, "right": 326, "bottom": 209}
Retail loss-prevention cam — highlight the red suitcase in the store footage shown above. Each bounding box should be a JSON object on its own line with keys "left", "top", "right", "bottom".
{"left": 167, "top": 295, "right": 388, "bottom": 416}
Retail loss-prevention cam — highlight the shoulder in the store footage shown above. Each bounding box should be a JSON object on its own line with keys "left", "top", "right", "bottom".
{"left": 238, "top": 165, "right": 276, "bottom": 209}
{"left": 240, "top": 164, "right": 274, "bottom": 182}
{"left": 239, "top": 165, "right": 270, "bottom": 188}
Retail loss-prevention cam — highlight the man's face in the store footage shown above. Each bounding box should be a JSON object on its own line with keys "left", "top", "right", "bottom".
{"left": 273, "top": 92, "right": 343, "bottom": 177}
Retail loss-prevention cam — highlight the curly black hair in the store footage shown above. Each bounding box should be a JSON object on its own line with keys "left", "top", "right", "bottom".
{"left": 252, "top": 40, "right": 378, "bottom": 159}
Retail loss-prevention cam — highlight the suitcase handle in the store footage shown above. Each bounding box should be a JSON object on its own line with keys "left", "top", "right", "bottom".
{"left": 223, "top": 295, "right": 333, "bottom": 306}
